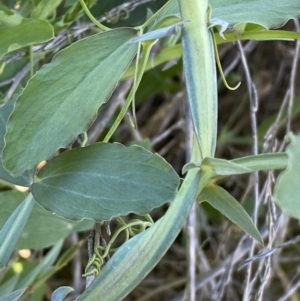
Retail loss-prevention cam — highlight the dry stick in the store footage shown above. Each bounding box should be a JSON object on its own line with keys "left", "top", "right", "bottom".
{"left": 71, "top": 232, "right": 83, "bottom": 295}
{"left": 196, "top": 245, "right": 216, "bottom": 297}
{"left": 152, "top": 119, "right": 184, "bottom": 146}
{"left": 171, "top": 227, "right": 269, "bottom": 301}
{"left": 255, "top": 189, "right": 275, "bottom": 301}
{"left": 217, "top": 40, "right": 258, "bottom": 87}
{"left": 250, "top": 20, "right": 300, "bottom": 300}
{"left": 3, "top": 61, "right": 38, "bottom": 102}
{"left": 156, "top": 92, "right": 183, "bottom": 135}
{"left": 277, "top": 277, "right": 300, "bottom": 301}
{"left": 158, "top": 135, "right": 181, "bottom": 156}
{"left": 276, "top": 19, "right": 300, "bottom": 301}
{"left": 237, "top": 40, "right": 260, "bottom": 301}
{"left": 185, "top": 91, "right": 197, "bottom": 301}
{"left": 85, "top": 229, "right": 95, "bottom": 288}
{"left": 263, "top": 91, "right": 290, "bottom": 151}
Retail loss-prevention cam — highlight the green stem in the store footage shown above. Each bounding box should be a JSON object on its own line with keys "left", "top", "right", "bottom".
{"left": 103, "top": 40, "right": 157, "bottom": 142}
{"left": 29, "top": 45, "right": 34, "bottom": 78}
{"left": 79, "top": 0, "right": 110, "bottom": 31}
{"left": 178, "top": 0, "right": 217, "bottom": 159}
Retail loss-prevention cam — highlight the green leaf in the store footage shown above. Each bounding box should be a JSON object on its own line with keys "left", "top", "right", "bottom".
{"left": 0, "top": 194, "right": 34, "bottom": 268}
{"left": 0, "top": 7, "right": 23, "bottom": 26}
{"left": 31, "top": 143, "right": 180, "bottom": 222}
{"left": 182, "top": 157, "right": 251, "bottom": 176}
{"left": 198, "top": 184, "right": 263, "bottom": 244}
{"left": 51, "top": 287, "right": 74, "bottom": 301}
{"left": 77, "top": 169, "right": 200, "bottom": 301}
{"left": 216, "top": 29, "right": 300, "bottom": 44}
{"left": 232, "top": 153, "right": 288, "bottom": 171}
{"left": 31, "top": 0, "right": 63, "bottom": 20}
{"left": 3, "top": 28, "right": 138, "bottom": 176}
{"left": 15, "top": 242, "right": 63, "bottom": 290}
{"left": 0, "top": 275, "right": 20, "bottom": 297}
{"left": 0, "top": 191, "right": 93, "bottom": 249}
{"left": 274, "top": 134, "right": 300, "bottom": 220}
{"left": 158, "top": 0, "right": 300, "bottom": 30}
{"left": 0, "top": 289, "right": 25, "bottom": 301}
{"left": 0, "top": 19, "right": 54, "bottom": 59}
{"left": 211, "top": 0, "right": 300, "bottom": 30}
{"left": 201, "top": 157, "right": 252, "bottom": 175}
{"left": 31, "top": 241, "right": 85, "bottom": 291}
{"left": 0, "top": 98, "right": 33, "bottom": 186}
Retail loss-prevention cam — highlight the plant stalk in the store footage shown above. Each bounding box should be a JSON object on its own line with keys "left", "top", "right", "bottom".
{"left": 178, "top": 0, "right": 218, "bottom": 159}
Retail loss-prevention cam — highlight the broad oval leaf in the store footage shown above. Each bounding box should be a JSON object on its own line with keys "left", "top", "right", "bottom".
{"left": 211, "top": 0, "right": 300, "bottom": 30}
{"left": 31, "top": 143, "right": 180, "bottom": 222}
{"left": 0, "top": 19, "right": 54, "bottom": 59}
{"left": 274, "top": 133, "right": 300, "bottom": 220}
{"left": 159, "top": 0, "right": 300, "bottom": 30}
{"left": 77, "top": 169, "right": 200, "bottom": 301}
{"left": 3, "top": 28, "right": 138, "bottom": 176}
{"left": 0, "top": 191, "right": 93, "bottom": 249}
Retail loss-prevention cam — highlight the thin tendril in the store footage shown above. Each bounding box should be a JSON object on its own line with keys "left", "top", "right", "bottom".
{"left": 210, "top": 27, "right": 241, "bottom": 91}
{"left": 79, "top": 0, "right": 110, "bottom": 31}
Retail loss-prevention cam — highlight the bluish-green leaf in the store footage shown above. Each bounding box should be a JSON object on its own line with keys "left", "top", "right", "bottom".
{"left": 0, "top": 194, "right": 34, "bottom": 268}
{"left": 51, "top": 287, "right": 74, "bottom": 301}
{"left": 274, "top": 133, "right": 300, "bottom": 220}
{"left": 77, "top": 169, "right": 200, "bottom": 301}
{"left": 0, "top": 19, "right": 54, "bottom": 59}
{"left": 0, "top": 289, "right": 25, "bottom": 301}
{"left": 198, "top": 184, "right": 263, "bottom": 244}
{"left": 201, "top": 157, "right": 251, "bottom": 175}
{"left": 157, "top": 0, "right": 300, "bottom": 30}
{"left": 0, "top": 275, "right": 20, "bottom": 297}
{"left": 211, "top": 0, "right": 300, "bottom": 30}
{"left": 3, "top": 28, "right": 138, "bottom": 176}
{"left": 0, "top": 98, "right": 33, "bottom": 186}
{"left": 31, "top": 143, "right": 180, "bottom": 222}
{"left": 0, "top": 191, "right": 93, "bottom": 249}
{"left": 232, "top": 153, "right": 288, "bottom": 171}
{"left": 0, "top": 6, "right": 23, "bottom": 26}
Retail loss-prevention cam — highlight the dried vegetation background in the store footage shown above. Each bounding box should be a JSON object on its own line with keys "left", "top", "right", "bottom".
{"left": 1, "top": 1, "right": 300, "bottom": 300}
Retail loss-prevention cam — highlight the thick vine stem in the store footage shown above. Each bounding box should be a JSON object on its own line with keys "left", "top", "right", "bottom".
{"left": 178, "top": 0, "right": 218, "bottom": 159}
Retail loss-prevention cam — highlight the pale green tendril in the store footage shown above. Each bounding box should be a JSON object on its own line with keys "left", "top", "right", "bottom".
{"left": 207, "top": 5, "right": 241, "bottom": 91}
{"left": 82, "top": 216, "right": 153, "bottom": 277}
{"left": 79, "top": 0, "right": 110, "bottom": 31}
{"left": 105, "top": 7, "right": 130, "bottom": 24}
{"left": 80, "top": 132, "right": 88, "bottom": 147}
{"left": 210, "top": 27, "right": 241, "bottom": 90}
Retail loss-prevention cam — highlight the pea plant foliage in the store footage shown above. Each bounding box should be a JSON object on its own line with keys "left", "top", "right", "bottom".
{"left": 0, "top": 0, "right": 300, "bottom": 300}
